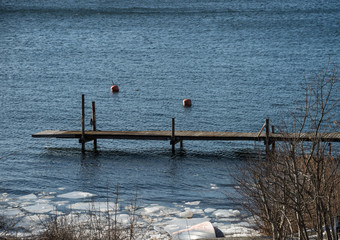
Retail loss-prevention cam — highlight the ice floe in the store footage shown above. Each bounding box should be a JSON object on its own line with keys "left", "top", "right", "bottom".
{"left": 54, "top": 200, "right": 69, "bottom": 206}
{"left": 189, "top": 207, "right": 204, "bottom": 215}
{"left": 57, "top": 191, "right": 96, "bottom": 199}
{"left": 0, "top": 190, "right": 260, "bottom": 239}
{"left": 1, "top": 208, "right": 24, "bottom": 217}
{"left": 23, "top": 203, "right": 55, "bottom": 213}
{"left": 204, "top": 207, "right": 216, "bottom": 213}
{"left": 210, "top": 183, "right": 219, "bottom": 189}
{"left": 221, "top": 224, "right": 259, "bottom": 237}
{"left": 116, "top": 213, "right": 130, "bottom": 225}
{"left": 67, "top": 201, "right": 117, "bottom": 212}
{"left": 177, "top": 209, "right": 193, "bottom": 218}
{"left": 143, "top": 205, "right": 166, "bottom": 214}
{"left": 184, "top": 200, "right": 200, "bottom": 206}
{"left": 16, "top": 214, "right": 49, "bottom": 229}
{"left": 18, "top": 193, "right": 38, "bottom": 201}
{"left": 212, "top": 209, "right": 241, "bottom": 218}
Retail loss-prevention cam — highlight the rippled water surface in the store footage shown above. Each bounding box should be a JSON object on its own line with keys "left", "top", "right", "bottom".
{"left": 0, "top": 0, "right": 339, "bottom": 233}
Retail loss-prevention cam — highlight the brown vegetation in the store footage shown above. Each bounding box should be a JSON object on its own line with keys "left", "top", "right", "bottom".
{"left": 236, "top": 64, "right": 340, "bottom": 240}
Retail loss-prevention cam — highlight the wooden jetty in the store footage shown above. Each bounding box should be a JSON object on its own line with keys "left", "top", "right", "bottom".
{"left": 32, "top": 95, "right": 340, "bottom": 153}
{"left": 32, "top": 129, "right": 340, "bottom": 152}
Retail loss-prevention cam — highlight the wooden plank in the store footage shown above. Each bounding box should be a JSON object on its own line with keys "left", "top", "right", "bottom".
{"left": 32, "top": 130, "right": 72, "bottom": 137}
{"left": 32, "top": 130, "right": 340, "bottom": 142}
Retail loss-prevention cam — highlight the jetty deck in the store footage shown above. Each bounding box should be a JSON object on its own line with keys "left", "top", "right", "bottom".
{"left": 32, "top": 129, "right": 340, "bottom": 154}
{"left": 32, "top": 95, "right": 340, "bottom": 153}
{"left": 32, "top": 130, "right": 340, "bottom": 142}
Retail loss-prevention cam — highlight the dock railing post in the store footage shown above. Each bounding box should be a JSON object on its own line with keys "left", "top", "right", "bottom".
{"left": 171, "top": 118, "right": 175, "bottom": 153}
{"left": 265, "top": 118, "right": 270, "bottom": 155}
{"left": 81, "top": 94, "right": 85, "bottom": 152}
{"left": 92, "top": 101, "right": 97, "bottom": 151}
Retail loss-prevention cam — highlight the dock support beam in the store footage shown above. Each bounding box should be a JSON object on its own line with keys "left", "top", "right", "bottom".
{"left": 92, "top": 101, "right": 97, "bottom": 151}
{"left": 271, "top": 125, "right": 275, "bottom": 153}
{"left": 265, "top": 118, "right": 270, "bottom": 155}
{"left": 81, "top": 94, "right": 85, "bottom": 152}
{"left": 171, "top": 118, "right": 175, "bottom": 153}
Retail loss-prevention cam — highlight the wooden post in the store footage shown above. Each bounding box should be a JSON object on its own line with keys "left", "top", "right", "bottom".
{"left": 171, "top": 118, "right": 175, "bottom": 153}
{"left": 265, "top": 118, "right": 270, "bottom": 155}
{"left": 92, "top": 101, "right": 97, "bottom": 151}
{"left": 271, "top": 125, "right": 275, "bottom": 153}
{"left": 81, "top": 94, "right": 85, "bottom": 152}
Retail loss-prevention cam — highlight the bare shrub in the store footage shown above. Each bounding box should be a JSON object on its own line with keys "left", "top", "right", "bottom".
{"left": 236, "top": 64, "right": 340, "bottom": 240}
{"left": 0, "top": 214, "right": 22, "bottom": 239}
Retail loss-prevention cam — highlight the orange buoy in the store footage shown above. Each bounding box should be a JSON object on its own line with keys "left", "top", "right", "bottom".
{"left": 183, "top": 99, "right": 192, "bottom": 107}
{"left": 111, "top": 85, "right": 119, "bottom": 92}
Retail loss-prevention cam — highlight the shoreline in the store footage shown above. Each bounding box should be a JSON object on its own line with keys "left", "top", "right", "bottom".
{"left": 0, "top": 191, "right": 259, "bottom": 239}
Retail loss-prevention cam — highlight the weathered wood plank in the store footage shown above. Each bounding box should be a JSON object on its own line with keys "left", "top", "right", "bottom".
{"left": 32, "top": 130, "right": 340, "bottom": 142}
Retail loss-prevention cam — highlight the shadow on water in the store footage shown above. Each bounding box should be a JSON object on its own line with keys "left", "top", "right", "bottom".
{"left": 0, "top": 140, "right": 262, "bottom": 212}
{"left": 39, "top": 143, "right": 260, "bottom": 163}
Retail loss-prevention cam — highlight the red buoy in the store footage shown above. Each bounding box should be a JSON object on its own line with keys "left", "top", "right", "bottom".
{"left": 111, "top": 85, "right": 119, "bottom": 92}
{"left": 183, "top": 99, "right": 192, "bottom": 107}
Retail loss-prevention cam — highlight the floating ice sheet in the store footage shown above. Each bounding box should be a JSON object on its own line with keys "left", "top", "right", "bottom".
{"left": 116, "top": 213, "right": 130, "bottom": 225}
{"left": 184, "top": 201, "right": 200, "bottom": 206}
{"left": 18, "top": 214, "right": 49, "bottom": 227}
{"left": 0, "top": 191, "right": 259, "bottom": 239}
{"left": 1, "top": 192, "right": 8, "bottom": 201}
{"left": 178, "top": 210, "right": 193, "bottom": 218}
{"left": 18, "top": 193, "right": 38, "bottom": 201}
{"left": 23, "top": 203, "right": 55, "bottom": 213}
{"left": 221, "top": 224, "right": 259, "bottom": 237}
{"left": 1, "top": 208, "right": 24, "bottom": 217}
{"left": 204, "top": 207, "right": 216, "bottom": 213}
{"left": 210, "top": 183, "right": 219, "bottom": 189}
{"left": 212, "top": 209, "right": 241, "bottom": 218}
{"left": 143, "top": 205, "right": 166, "bottom": 215}
{"left": 67, "top": 201, "right": 116, "bottom": 212}
{"left": 188, "top": 207, "right": 204, "bottom": 215}
{"left": 54, "top": 200, "right": 69, "bottom": 206}
{"left": 57, "top": 191, "right": 95, "bottom": 199}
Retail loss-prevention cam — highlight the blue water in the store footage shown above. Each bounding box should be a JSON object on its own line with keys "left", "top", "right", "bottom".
{"left": 0, "top": 0, "right": 339, "bottom": 212}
